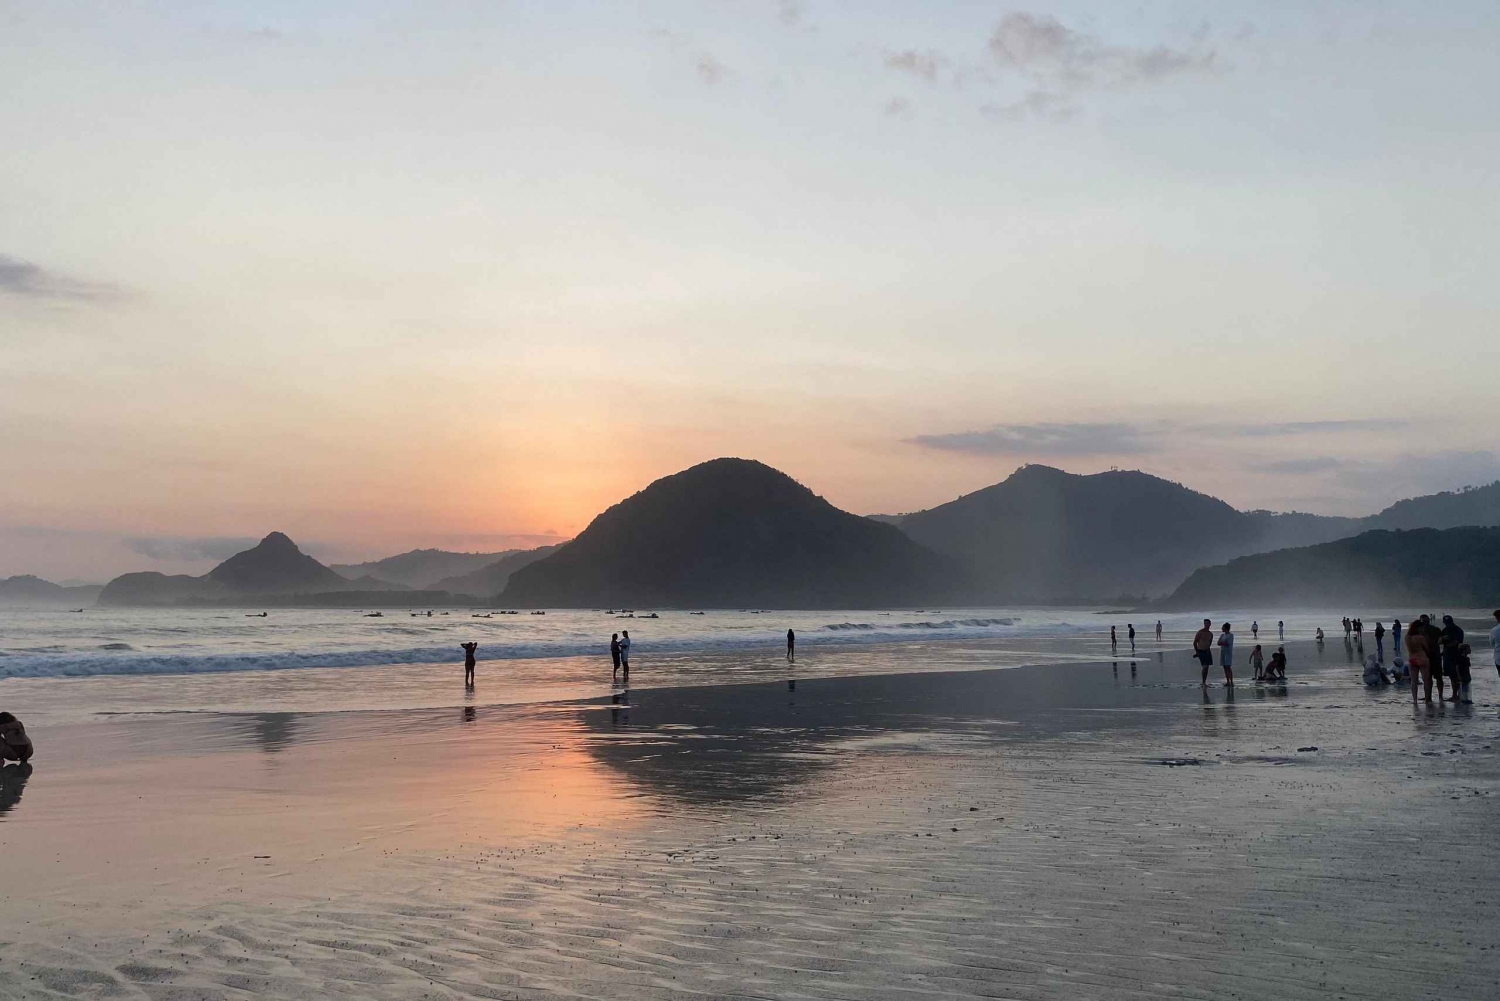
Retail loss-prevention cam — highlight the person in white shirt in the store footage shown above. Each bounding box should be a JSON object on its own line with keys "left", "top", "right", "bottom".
{"left": 1216, "top": 622, "right": 1235, "bottom": 686}
{"left": 1490, "top": 610, "right": 1500, "bottom": 678}
{"left": 619, "top": 630, "right": 632, "bottom": 678}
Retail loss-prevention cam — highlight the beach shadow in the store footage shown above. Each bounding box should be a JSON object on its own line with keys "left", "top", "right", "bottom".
{"left": 0, "top": 763, "right": 33, "bottom": 817}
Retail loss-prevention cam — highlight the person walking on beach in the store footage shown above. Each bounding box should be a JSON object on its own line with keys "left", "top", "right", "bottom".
{"left": 1250, "top": 643, "right": 1265, "bottom": 681}
{"left": 1155, "top": 620, "right": 1163, "bottom": 642}
{"left": 460, "top": 641, "right": 478, "bottom": 686}
{"left": 1111, "top": 626, "right": 1118, "bottom": 655}
{"left": 1128, "top": 623, "right": 1136, "bottom": 653}
{"left": 1374, "top": 619, "right": 1386, "bottom": 662}
{"left": 0, "top": 713, "right": 33, "bottom": 764}
{"left": 1217, "top": 622, "right": 1235, "bottom": 686}
{"left": 1278, "top": 620, "right": 1284, "bottom": 641}
{"left": 1193, "top": 619, "right": 1215, "bottom": 685}
{"left": 787, "top": 628, "right": 795, "bottom": 663}
{"left": 610, "top": 632, "right": 622, "bottom": 679}
{"left": 1252, "top": 620, "right": 1259, "bottom": 640}
{"left": 1406, "top": 617, "right": 1434, "bottom": 703}
{"left": 619, "top": 630, "right": 631, "bottom": 679}
{"left": 1491, "top": 610, "right": 1500, "bottom": 678}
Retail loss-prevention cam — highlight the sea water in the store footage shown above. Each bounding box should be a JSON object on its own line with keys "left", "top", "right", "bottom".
{"left": 0, "top": 605, "right": 1446, "bottom": 718}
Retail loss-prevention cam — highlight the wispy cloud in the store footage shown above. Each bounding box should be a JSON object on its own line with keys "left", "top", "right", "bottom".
{"left": 0, "top": 254, "right": 125, "bottom": 303}
{"left": 985, "top": 11, "right": 1217, "bottom": 119}
{"left": 126, "top": 536, "right": 258, "bottom": 563}
{"left": 696, "top": 53, "right": 728, "bottom": 85}
{"left": 908, "top": 422, "right": 1153, "bottom": 457}
{"left": 884, "top": 49, "right": 950, "bottom": 82}
{"left": 1260, "top": 456, "right": 1345, "bottom": 474}
{"left": 909, "top": 417, "right": 1405, "bottom": 458}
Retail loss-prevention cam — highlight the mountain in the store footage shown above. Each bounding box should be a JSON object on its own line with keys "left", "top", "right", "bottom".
{"left": 331, "top": 548, "right": 519, "bottom": 589}
{"left": 1159, "top": 527, "right": 1500, "bottom": 609}
{"left": 430, "top": 545, "right": 563, "bottom": 597}
{"left": 99, "top": 532, "right": 404, "bottom": 606}
{"left": 0, "top": 575, "right": 104, "bottom": 607}
{"left": 892, "top": 465, "right": 1359, "bottom": 603}
{"left": 500, "top": 458, "right": 962, "bottom": 608}
{"left": 1365, "top": 481, "right": 1500, "bottom": 531}
{"left": 206, "top": 532, "right": 351, "bottom": 593}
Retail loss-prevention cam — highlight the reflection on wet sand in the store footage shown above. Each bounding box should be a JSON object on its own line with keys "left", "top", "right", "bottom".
{"left": 0, "top": 763, "right": 32, "bottom": 817}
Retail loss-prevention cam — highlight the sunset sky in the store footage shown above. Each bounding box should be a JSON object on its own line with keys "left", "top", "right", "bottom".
{"left": 4, "top": 2, "right": 1499, "bottom": 580}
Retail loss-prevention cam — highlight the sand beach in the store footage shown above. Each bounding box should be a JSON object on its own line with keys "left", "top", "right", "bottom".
{"left": 4, "top": 631, "right": 1499, "bottom": 999}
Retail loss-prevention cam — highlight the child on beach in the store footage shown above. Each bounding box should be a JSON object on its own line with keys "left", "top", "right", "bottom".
{"left": 0, "top": 713, "right": 33, "bottom": 764}
{"left": 1362, "top": 654, "right": 1390, "bottom": 686}
{"left": 1249, "top": 644, "right": 1265, "bottom": 681}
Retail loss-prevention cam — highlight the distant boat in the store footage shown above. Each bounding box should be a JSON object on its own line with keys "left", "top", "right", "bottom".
{"left": 364, "top": 611, "right": 384, "bottom": 618}
{"left": 246, "top": 612, "right": 268, "bottom": 617}
{"left": 70, "top": 608, "right": 85, "bottom": 613}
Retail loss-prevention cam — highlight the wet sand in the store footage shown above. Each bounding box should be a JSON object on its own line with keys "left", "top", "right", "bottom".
{"left": 3, "top": 638, "right": 1499, "bottom": 999}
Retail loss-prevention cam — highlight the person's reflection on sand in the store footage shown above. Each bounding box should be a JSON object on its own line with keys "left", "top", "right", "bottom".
{"left": 610, "top": 688, "right": 629, "bottom": 729}
{"left": 462, "top": 706, "right": 477, "bottom": 724}
{"left": 0, "top": 763, "right": 33, "bottom": 817}
{"left": 225, "top": 713, "right": 301, "bottom": 754}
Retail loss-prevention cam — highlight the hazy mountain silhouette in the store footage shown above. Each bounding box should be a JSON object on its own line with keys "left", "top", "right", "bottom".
{"left": 1160, "top": 526, "right": 1500, "bottom": 608}
{"left": 99, "top": 532, "right": 404, "bottom": 606}
{"left": 1365, "top": 480, "right": 1500, "bottom": 531}
{"left": 430, "top": 545, "right": 563, "bottom": 597}
{"left": 0, "top": 575, "right": 104, "bottom": 607}
{"left": 331, "top": 548, "right": 520, "bottom": 589}
{"left": 501, "top": 458, "right": 962, "bottom": 608}
{"left": 893, "top": 465, "right": 1359, "bottom": 602}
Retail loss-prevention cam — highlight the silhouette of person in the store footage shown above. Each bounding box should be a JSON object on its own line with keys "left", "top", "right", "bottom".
{"left": 460, "top": 642, "right": 478, "bottom": 686}
{"left": 1111, "top": 626, "right": 1118, "bottom": 654}
{"left": 610, "top": 632, "right": 621, "bottom": 679}
{"left": 1155, "top": 620, "right": 1162, "bottom": 642}
{"left": 1278, "top": 620, "right": 1284, "bottom": 640}
{"left": 1127, "top": 623, "right": 1135, "bottom": 653}
{"left": 1251, "top": 620, "right": 1259, "bottom": 639}
{"left": 0, "top": 712, "right": 33, "bottom": 764}
{"left": 1193, "top": 619, "right": 1214, "bottom": 685}
{"left": 619, "top": 630, "right": 631, "bottom": 679}
{"left": 786, "top": 628, "right": 795, "bottom": 663}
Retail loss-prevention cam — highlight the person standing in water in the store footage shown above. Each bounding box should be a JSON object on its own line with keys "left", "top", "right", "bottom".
{"left": 460, "top": 642, "right": 478, "bottom": 686}
{"left": 1111, "top": 626, "right": 1118, "bottom": 655}
{"left": 1278, "top": 620, "right": 1284, "bottom": 641}
{"left": 1252, "top": 620, "right": 1259, "bottom": 640}
{"left": 786, "top": 628, "right": 795, "bottom": 663}
{"left": 610, "top": 632, "right": 622, "bottom": 679}
{"left": 1216, "top": 622, "right": 1236, "bottom": 686}
{"left": 619, "top": 630, "right": 631, "bottom": 679}
{"left": 1392, "top": 618, "right": 1402, "bottom": 657}
{"left": 1374, "top": 619, "right": 1386, "bottom": 662}
{"left": 1406, "top": 617, "right": 1434, "bottom": 703}
{"left": 1127, "top": 623, "right": 1136, "bottom": 653}
{"left": 1249, "top": 643, "right": 1265, "bottom": 681}
{"left": 1193, "top": 619, "right": 1215, "bottom": 685}
{"left": 1155, "top": 620, "right": 1163, "bottom": 642}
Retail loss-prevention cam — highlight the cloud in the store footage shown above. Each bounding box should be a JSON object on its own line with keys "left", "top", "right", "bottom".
{"left": 1332, "top": 450, "right": 1500, "bottom": 493}
{"left": 981, "top": 89, "right": 1077, "bottom": 122}
{"left": 985, "top": 11, "right": 1216, "bottom": 119}
{"left": 776, "top": 0, "right": 804, "bottom": 27}
{"left": 909, "top": 417, "right": 1405, "bottom": 459}
{"left": 883, "top": 97, "right": 915, "bottom": 120}
{"left": 884, "top": 49, "right": 950, "bottom": 82}
{"left": 0, "top": 254, "right": 125, "bottom": 303}
{"left": 125, "top": 536, "right": 258, "bottom": 562}
{"left": 696, "top": 54, "right": 728, "bottom": 85}
{"left": 1261, "top": 456, "right": 1345, "bottom": 474}
{"left": 907, "top": 422, "right": 1154, "bottom": 457}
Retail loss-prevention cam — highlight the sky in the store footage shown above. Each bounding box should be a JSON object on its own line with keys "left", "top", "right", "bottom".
{"left": 4, "top": 1, "right": 1499, "bottom": 580}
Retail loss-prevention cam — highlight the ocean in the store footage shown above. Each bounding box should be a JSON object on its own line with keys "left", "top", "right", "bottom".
{"left": 0, "top": 604, "right": 1427, "bottom": 719}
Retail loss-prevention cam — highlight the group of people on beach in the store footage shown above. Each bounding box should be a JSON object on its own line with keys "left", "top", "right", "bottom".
{"left": 1375, "top": 611, "right": 1500, "bottom": 705}
{"left": 1191, "top": 619, "right": 1288, "bottom": 686}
